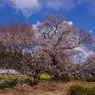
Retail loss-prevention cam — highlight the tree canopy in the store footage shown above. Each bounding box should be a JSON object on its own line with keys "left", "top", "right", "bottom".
{"left": 0, "top": 15, "right": 95, "bottom": 80}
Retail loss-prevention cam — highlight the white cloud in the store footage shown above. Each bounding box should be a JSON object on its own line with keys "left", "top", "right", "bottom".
{"left": 76, "top": 0, "right": 86, "bottom": 4}
{"left": 45, "top": 0, "right": 76, "bottom": 10}
{"left": 4, "top": 0, "right": 41, "bottom": 17}
{"left": 63, "top": 21, "right": 73, "bottom": 26}
{"left": 87, "top": 1, "right": 95, "bottom": 16}
{"left": 0, "top": 0, "right": 95, "bottom": 17}
{"left": 74, "top": 47, "right": 93, "bottom": 57}
{"left": 10, "top": 0, "right": 41, "bottom": 17}
{"left": 33, "top": 21, "right": 40, "bottom": 30}
{"left": 9, "top": 0, "right": 39, "bottom": 9}
{"left": 73, "top": 46, "right": 94, "bottom": 64}
{"left": 33, "top": 21, "right": 41, "bottom": 38}
{"left": 43, "top": 0, "right": 95, "bottom": 16}
{"left": 76, "top": 0, "right": 95, "bottom": 16}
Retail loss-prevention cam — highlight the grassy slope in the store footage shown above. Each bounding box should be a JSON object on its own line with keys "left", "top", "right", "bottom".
{"left": 0, "top": 81, "right": 95, "bottom": 95}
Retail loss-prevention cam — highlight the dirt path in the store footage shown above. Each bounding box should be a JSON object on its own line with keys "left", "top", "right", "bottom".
{"left": 0, "top": 81, "right": 95, "bottom": 95}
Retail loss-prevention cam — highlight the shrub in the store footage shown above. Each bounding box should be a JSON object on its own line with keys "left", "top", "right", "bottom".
{"left": 74, "top": 76, "right": 85, "bottom": 81}
{"left": 86, "top": 77, "right": 95, "bottom": 82}
{"left": 53, "top": 74, "right": 72, "bottom": 82}
{"left": 0, "top": 53, "right": 9, "bottom": 59}
{"left": 60, "top": 74, "right": 72, "bottom": 82}
{"left": 68, "top": 85, "right": 85, "bottom": 95}
{"left": 84, "top": 87, "right": 95, "bottom": 95}
{"left": 68, "top": 85, "right": 95, "bottom": 95}
{"left": 0, "top": 78, "right": 18, "bottom": 89}
{"left": 0, "top": 75, "right": 34, "bottom": 89}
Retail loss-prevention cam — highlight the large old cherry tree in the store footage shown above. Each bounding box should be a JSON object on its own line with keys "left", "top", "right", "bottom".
{"left": 0, "top": 15, "right": 95, "bottom": 80}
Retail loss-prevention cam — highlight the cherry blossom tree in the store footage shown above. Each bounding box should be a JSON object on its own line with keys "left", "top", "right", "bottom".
{"left": 0, "top": 15, "right": 95, "bottom": 82}
{"left": 82, "top": 53, "right": 95, "bottom": 77}
{"left": 0, "top": 21, "right": 36, "bottom": 71}
{"left": 34, "top": 15, "right": 95, "bottom": 79}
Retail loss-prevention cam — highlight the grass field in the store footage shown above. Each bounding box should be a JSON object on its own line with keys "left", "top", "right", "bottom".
{"left": 0, "top": 80, "right": 95, "bottom": 95}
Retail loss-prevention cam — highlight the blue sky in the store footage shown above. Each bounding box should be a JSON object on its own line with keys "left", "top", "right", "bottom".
{"left": 0, "top": 0, "right": 95, "bottom": 34}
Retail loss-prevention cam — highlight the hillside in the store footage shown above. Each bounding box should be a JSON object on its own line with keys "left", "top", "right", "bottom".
{"left": 0, "top": 81, "right": 95, "bottom": 95}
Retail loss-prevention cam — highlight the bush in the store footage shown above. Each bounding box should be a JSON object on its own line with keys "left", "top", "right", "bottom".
{"left": 53, "top": 74, "right": 72, "bottom": 82}
{"left": 0, "top": 53, "right": 9, "bottom": 59}
{"left": 60, "top": 74, "right": 72, "bottom": 82}
{"left": 68, "top": 85, "right": 95, "bottom": 95}
{"left": 0, "top": 75, "right": 34, "bottom": 89}
{"left": 74, "top": 76, "right": 85, "bottom": 81}
{"left": 68, "top": 85, "right": 85, "bottom": 95}
{"left": 84, "top": 87, "right": 95, "bottom": 95}
{"left": 0, "top": 78, "right": 18, "bottom": 89}
{"left": 86, "top": 77, "right": 95, "bottom": 82}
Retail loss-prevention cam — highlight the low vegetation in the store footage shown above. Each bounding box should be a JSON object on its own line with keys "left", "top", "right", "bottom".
{"left": 0, "top": 74, "right": 95, "bottom": 88}
{"left": 0, "top": 75, "right": 33, "bottom": 89}
{"left": 68, "top": 84, "right": 95, "bottom": 95}
{"left": 0, "top": 80, "right": 95, "bottom": 95}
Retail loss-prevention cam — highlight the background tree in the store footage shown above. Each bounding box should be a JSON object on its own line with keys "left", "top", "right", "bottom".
{"left": 82, "top": 53, "right": 95, "bottom": 77}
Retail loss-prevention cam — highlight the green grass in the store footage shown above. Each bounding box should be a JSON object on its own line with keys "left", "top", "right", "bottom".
{"left": 68, "top": 85, "right": 95, "bottom": 95}
{"left": 0, "top": 74, "right": 33, "bottom": 89}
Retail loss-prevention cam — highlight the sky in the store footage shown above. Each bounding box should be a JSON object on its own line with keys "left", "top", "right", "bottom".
{"left": 0, "top": 0, "right": 95, "bottom": 35}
